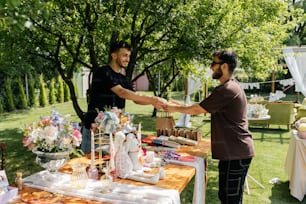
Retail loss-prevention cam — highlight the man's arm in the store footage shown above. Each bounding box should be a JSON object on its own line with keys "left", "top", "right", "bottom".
{"left": 164, "top": 102, "right": 207, "bottom": 115}
{"left": 111, "top": 85, "right": 166, "bottom": 109}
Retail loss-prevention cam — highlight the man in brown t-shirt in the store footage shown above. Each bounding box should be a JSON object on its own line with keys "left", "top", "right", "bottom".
{"left": 164, "top": 50, "right": 254, "bottom": 204}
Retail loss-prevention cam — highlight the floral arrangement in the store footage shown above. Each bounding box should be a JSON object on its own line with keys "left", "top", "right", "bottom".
{"left": 249, "top": 94, "right": 265, "bottom": 103}
{"left": 93, "top": 107, "right": 135, "bottom": 133}
{"left": 22, "top": 110, "right": 82, "bottom": 153}
{"left": 247, "top": 104, "right": 269, "bottom": 118}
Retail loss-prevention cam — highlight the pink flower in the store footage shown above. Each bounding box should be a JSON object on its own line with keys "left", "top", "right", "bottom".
{"left": 39, "top": 118, "right": 51, "bottom": 126}
{"left": 71, "top": 129, "right": 82, "bottom": 145}
{"left": 22, "top": 137, "right": 34, "bottom": 150}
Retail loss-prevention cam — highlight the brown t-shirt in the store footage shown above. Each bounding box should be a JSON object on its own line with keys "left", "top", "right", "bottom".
{"left": 200, "top": 78, "right": 254, "bottom": 160}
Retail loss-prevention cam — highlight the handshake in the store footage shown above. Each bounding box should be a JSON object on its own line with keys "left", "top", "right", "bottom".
{"left": 151, "top": 96, "right": 181, "bottom": 112}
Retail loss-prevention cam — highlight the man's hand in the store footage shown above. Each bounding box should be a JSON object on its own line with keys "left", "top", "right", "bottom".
{"left": 163, "top": 101, "right": 179, "bottom": 112}
{"left": 152, "top": 96, "right": 168, "bottom": 110}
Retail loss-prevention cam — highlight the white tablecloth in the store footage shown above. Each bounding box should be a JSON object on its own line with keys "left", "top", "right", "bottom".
{"left": 166, "top": 157, "right": 205, "bottom": 204}
{"left": 285, "top": 130, "right": 306, "bottom": 201}
{"left": 23, "top": 170, "right": 180, "bottom": 204}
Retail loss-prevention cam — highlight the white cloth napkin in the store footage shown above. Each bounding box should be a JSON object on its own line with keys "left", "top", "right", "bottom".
{"left": 23, "top": 170, "right": 180, "bottom": 204}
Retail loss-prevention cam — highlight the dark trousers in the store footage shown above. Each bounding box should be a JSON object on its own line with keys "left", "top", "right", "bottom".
{"left": 218, "top": 158, "right": 252, "bottom": 204}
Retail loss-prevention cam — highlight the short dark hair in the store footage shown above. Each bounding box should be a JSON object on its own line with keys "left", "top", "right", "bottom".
{"left": 110, "top": 40, "right": 132, "bottom": 53}
{"left": 212, "top": 50, "right": 238, "bottom": 73}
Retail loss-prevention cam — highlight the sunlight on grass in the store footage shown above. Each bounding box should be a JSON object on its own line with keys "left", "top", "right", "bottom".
{"left": 0, "top": 93, "right": 305, "bottom": 203}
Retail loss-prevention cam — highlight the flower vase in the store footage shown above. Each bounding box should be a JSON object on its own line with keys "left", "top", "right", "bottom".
{"left": 34, "top": 150, "right": 70, "bottom": 173}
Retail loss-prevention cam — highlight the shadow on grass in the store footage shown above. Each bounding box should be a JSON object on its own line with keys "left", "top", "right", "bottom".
{"left": 270, "top": 181, "right": 305, "bottom": 204}
{"left": 250, "top": 127, "right": 290, "bottom": 144}
{"left": 132, "top": 113, "right": 156, "bottom": 133}
{"left": 0, "top": 128, "right": 43, "bottom": 184}
{"left": 0, "top": 109, "right": 32, "bottom": 123}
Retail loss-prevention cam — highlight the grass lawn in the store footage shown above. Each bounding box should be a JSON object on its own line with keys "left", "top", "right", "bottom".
{"left": 0, "top": 92, "right": 305, "bottom": 204}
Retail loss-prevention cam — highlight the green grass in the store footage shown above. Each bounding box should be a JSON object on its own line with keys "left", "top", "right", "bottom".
{"left": 0, "top": 93, "right": 305, "bottom": 204}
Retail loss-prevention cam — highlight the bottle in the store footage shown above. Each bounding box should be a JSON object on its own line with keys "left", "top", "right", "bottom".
{"left": 15, "top": 172, "right": 23, "bottom": 190}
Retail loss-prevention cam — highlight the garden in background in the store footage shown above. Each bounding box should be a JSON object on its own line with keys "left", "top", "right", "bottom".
{"left": 0, "top": 91, "right": 305, "bottom": 204}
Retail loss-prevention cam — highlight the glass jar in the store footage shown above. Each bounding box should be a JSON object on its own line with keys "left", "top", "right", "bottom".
{"left": 71, "top": 163, "right": 88, "bottom": 189}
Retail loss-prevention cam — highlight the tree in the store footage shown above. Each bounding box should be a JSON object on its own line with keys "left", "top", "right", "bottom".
{"left": 49, "top": 78, "right": 56, "bottom": 105}
{"left": 4, "top": 78, "right": 15, "bottom": 112}
{"left": 16, "top": 77, "right": 28, "bottom": 109}
{"left": 28, "top": 73, "right": 36, "bottom": 107}
{"left": 2, "top": 0, "right": 303, "bottom": 120}
{"left": 39, "top": 74, "right": 48, "bottom": 107}
{"left": 286, "top": 0, "right": 306, "bottom": 46}
{"left": 57, "top": 75, "right": 64, "bottom": 103}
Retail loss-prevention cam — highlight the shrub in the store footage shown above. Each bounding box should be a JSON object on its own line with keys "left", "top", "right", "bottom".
{"left": 16, "top": 77, "right": 28, "bottom": 109}
{"left": 57, "top": 75, "right": 64, "bottom": 103}
{"left": 39, "top": 74, "right": 48, "bottom": 107}
{"left": 0, "top": 95, "right": 3, "bottom": 113}
{"left": 28, "top": 74, "right": 36, "bottom": 107}
{"left": 49, "top": 78, "right": 56, "bottom": 105}
{"left": 64, "top": 82, "right": 70, "bottom": 102}
{"left": 4, "top": 78, "right": 15, "bottom": 112}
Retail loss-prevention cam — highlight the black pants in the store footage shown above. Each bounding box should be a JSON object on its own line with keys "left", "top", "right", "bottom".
{"left": 218, "top": 158, "right": 252, "bottom": 204}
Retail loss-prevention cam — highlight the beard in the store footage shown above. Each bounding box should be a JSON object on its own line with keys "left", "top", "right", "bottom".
{"left": 116, "top": 58, "right": 128, "bottom": 69}
{"left": 212, "top": 66, "right": 223, "bottom": 79}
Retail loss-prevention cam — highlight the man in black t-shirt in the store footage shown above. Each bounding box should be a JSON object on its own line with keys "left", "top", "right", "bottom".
{"left": 81, "top": 41, "right": 166, "bottom": 153}
{"left": 164, "top": 50, "right": 254, "bottom": 204}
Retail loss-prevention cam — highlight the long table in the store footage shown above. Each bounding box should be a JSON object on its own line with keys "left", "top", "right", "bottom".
{"left": 285, "top": 130, "right": 306, "bottom": 201}
{"left": 11, "top": 139, "right": 211, "bottom": 203}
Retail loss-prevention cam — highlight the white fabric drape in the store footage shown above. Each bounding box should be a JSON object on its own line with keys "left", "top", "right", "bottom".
{"left": 176, "top": 72, "right": 202, "bottom": 128}
{"left": 283, "top": 47, "right": 306, "bottom": 97}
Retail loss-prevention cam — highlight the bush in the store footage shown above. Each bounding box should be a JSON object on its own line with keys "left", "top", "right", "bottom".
{"left": 64, "top": 82, "right": 70, "bottom": 102}
{"left": 0, "top": 95, "right": 3, "bottom": 113}
{"left": 4, "top": 78, "right": 15, "bottom": 112}
{"left": 16, "top": 77, "right": 28, "bottom": 109}
{"left": 49, "top": 78, "right": 56, "bottom": 105}
{"left": 57, "top": 75, "right": 64, "bottom": 103}
{"left": 39, "top": 74, "right": 48, "bottom": 107}
{"left": 28, "top": 74, "right": 36, "bottom": 107}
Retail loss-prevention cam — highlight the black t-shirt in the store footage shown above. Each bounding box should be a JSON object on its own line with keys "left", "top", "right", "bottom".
{"left": 85, "top": 65, "right": 134, "bottom": 128}
{"left": 88, "top": 65, "right": 134, "bottom": 111}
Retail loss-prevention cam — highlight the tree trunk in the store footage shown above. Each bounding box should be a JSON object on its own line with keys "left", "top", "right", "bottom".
{"left": 65, "top": 79, "right": 85, "bottom": 123}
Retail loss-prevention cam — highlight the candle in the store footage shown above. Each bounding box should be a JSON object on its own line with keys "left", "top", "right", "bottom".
{"left": 91, "top": 130, "right": 95, "bottom": 167}
{"left": 87, "top": 130, "right": 98, "bottom": 180}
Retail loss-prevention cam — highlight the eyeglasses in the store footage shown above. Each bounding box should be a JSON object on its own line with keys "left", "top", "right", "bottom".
{"left": 211, "top": 61, "right": 224, "bottom": 66}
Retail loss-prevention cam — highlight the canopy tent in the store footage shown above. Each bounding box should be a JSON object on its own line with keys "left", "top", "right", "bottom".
{"left": 283, "top": 47, "right": 306, "bottom": 97}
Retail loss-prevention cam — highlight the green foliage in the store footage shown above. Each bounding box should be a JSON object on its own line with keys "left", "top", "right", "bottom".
{"left": 285, "top": 0, "right": 306, "bottom": 46}
{"left": 48, "top": 78, "right": 56, "bottom": 105}
{"left": 39, "top": 74, "right": 48, "bottom": 107}
{"left": 64, "top": 83, "right": 70, "bottom": 102}
{"left": 16, "top": 77, "right": 28, "bottom": 109}
{"left": 0, "top": 95, "right": 3, "bottom": 113}
{"left": 28, "top": 74, "right": 36, "bottom": 107}
{"left": 57, "top": 76, "right": 64, "bottom": 103}
{"left": 1, "top": 0, "right": 304, "bottom": 120}
{"left": 4, "top": 78, "right": 15, "bottom": 112}
{"left": 193, "top": 90, "right": 203, "bottom": 102}
{"left": 73, "top": 79, "right": 78, "bottom": 99}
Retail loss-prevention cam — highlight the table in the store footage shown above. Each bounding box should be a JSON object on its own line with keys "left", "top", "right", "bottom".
{"left": 247, "top": 115, "right": 271, "bottom": 121}
{"left": 12, "top": 139, "right": 211, "bottom": 204}
{"left": 285, "top": 130, "right": 306, "bottom": 201}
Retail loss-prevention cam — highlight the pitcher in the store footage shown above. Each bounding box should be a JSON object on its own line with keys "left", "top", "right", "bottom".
{"left": 71, "top": 163, "right": 88, "bottom": 189}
